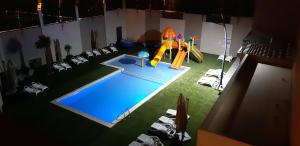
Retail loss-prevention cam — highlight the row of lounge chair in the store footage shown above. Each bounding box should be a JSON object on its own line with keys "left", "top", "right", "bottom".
{"left": 197, "top": 69, "right": 226, "bottom": 90}
{"left": 24, "top": 82, "right": 48, "bottom": 96}
{"left": 85, "top": 46, "right": 118, "bottom": 58}
{"left": 53, "top": 46, "right": 119, "bottom": 72}
{"left": 129, "top": 109, "right": 191, "bottom": 146}
{"left": 53, "top": 62, "right": 72, "bottom": 72}
{"left": 217, "top": 55, "right": 234, "bottom": 62}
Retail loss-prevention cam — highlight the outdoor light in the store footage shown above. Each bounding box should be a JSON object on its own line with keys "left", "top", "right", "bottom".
{"left": 37, "top": 0, "right": 42, "bottom": 12}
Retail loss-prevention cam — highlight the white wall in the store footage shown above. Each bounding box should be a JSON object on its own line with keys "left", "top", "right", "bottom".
{"left": 184, "top": 13, "right": 204, "bottom": 47}
{"left": 105, "top": 9, "right": 126, "bottom": 45}
{"left": 79, "top": 15, "right": 106, "bottom": 51}
{"left": 160, "top": 18, "right": 185, "bottom": 38}
{"left": 200, "top": 22, "right": 233, "bottom": 55}
{"left": 230, "top": 17, "right": 253, "bottom": 56}
{"left": 43, "top": 21, "right": 83, "bottom": 61}
{"left": 0, "top": 26, "right": 44, "bottom": 69}
{"left": 145, "top": 10, "right": 160, "bottom": 31}
{"left": 125, "top": 9, "right": 146, "bottom": 42}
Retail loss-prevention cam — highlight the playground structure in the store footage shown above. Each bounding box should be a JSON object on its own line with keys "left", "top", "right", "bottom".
{"left": 150, "top": 27, "right": 204, "bottom": 69}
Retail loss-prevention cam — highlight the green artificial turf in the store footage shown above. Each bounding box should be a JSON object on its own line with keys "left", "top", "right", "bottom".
{"left": 4, "top": 48, "right": 233, "bottom": 146}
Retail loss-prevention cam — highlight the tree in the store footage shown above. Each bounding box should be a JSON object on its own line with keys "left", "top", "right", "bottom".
{"left": 35, "top": 35, "right": 53, "bottom": 65}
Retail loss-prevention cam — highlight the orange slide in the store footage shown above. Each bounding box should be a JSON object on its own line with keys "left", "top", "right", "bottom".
{"left": 150, "top": 42, "right": 168, "bottom": 67}
{"left": 171, "top": 50, "right": 187, "bottom": 69}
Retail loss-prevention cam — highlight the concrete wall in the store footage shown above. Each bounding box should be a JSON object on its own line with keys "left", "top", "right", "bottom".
{"left": 145, "top": 10, "right": 160, "bottom": 32}
{"left": 79, "top": 16, "right": 106, "bottom": 51}
{"left": 0, "top": 26, "right": 43, "bottom": 70}
{"left": 105, "top": 9, "right": 126, "bottom": 45}
{"left": 230, "top": 17, "right": 253, "bottom": 56}
{"left": 292, "top": 28, "right": 300, "bottom": 146}
{"left": 125, "top": 9, "right": 146, "bottom": 42}
{"left": 160, "top": 18, "right": 185, "bottom": 37}
{"left": 200, "top": 22, "right": 233, "bottom": 55}
{"left": 184, "top": 13, "right": 204, "bottom": 47}
{"left": 43, "top": 21, "right": 83, "bottom": 61}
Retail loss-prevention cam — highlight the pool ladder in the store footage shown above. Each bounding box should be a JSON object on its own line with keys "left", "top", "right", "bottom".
{"left": 116, "top": 108, "right": 131, "bottom": 123}
{"left": 123, "top": 108, "right": 131, "bottom": 120}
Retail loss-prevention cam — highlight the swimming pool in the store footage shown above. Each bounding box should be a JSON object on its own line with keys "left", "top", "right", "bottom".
{"left": 52, "top": 54, "right": 189, "bottom": 127}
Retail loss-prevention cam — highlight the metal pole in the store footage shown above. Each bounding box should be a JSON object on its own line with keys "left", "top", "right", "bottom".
{"left": 218, "top": 14, "right": 227, "bottom": 91}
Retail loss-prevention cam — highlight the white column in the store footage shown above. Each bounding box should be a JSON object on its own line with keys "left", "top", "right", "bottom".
{"left": 75, "top": 5, "right": 80, "bottom": 20}
{"left": 103, "top": 0, "right": 109, "bottom": 46}
{"left": 38, "top": 11, "right": 45, "bottom": 34}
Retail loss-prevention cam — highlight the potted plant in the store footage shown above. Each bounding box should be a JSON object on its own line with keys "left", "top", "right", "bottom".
{"left": 35, "top": 35, "right": 53, "bottom": 66}
{"left": 64, "top": 44, "right": 73, "bottom": 60}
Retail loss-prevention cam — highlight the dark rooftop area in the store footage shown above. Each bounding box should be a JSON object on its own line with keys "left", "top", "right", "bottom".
{"left": 0, "top": 0, "right": 254, "bottom": 31}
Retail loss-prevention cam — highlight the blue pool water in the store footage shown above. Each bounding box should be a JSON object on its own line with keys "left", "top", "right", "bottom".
{"left": 54, "top": 55, "right": 189, "bottom": 126}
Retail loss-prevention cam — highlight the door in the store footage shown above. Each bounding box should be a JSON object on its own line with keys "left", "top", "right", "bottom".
{"left": 116, "top": 27, "right": 122, "bottom": 43}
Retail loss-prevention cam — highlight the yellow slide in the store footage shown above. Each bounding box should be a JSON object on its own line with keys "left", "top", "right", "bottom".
{"left": 171, "top": 50, "right": 187, "bottom": 69}
{"left": 150, "top": 43, "right": 168, "bottom": 67}
{"left": 190, "top": 46, "right": 204, "bottom": 62}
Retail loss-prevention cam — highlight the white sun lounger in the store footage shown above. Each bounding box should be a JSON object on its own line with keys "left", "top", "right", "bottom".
{"left": 71, "top": 58, "right": 83, "bottom": 65}
{"left": 60, "top": 62, "right": 72, "bottom": 70}
{"left": 101, "top": 48, "right": 111, "bottom": 54}
{"left": 86, "top": 51, "right": 94, "bottom": 58}
{"left": 128, "top": 141, "right": 143, "bottom": 146}
{"left": 110, "top": 46, "right": 118, "bottom": 52}
{"left": 159, "top": 116, "right": 175, "bottom": 126}
{"left": 151, "top": 122, "right": 176, "bottom": 138}
{"left": 31, "top": 82, "right": 48, "bottom": 92}
{"left": 205, "top": 69, "right": 225, "bottom": 79}
{"left": 137, "top": 134, "right": 164, "bottom": 146}
{"left": 53, "top": 63, "right": 65, "bottom": 72}
{"left": 77, "top": 56, "right": 88, "bottom": 63}
{"left": 165, "top": 109, "right": 190, "bottom": 119}
{"left": 197, "top": 76, "right": 220, "bottom": 89}
{"left": 92, "top": 50, "right": 101, "bottom": 56}
{"left": 24, "top": 86, "right": 41, "bottom": 96}
{"left": 218, "top": 55, "right": 234, "bottom": 62}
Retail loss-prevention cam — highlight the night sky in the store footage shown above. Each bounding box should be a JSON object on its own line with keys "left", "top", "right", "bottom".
{"left": 0, "top": 0, "right": 254, "bottom": 31}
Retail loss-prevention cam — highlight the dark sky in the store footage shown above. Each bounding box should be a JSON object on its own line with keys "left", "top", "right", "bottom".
{"left": 0, "top": 0, "right": 254, "bottom": 31}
